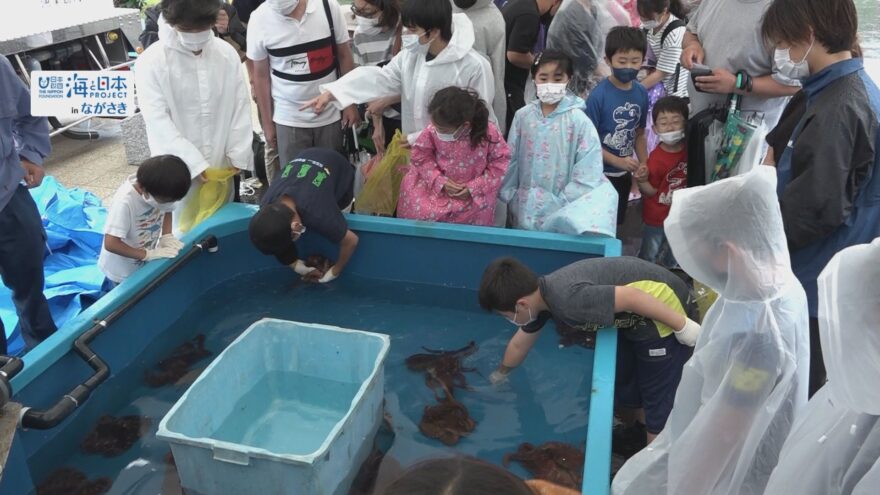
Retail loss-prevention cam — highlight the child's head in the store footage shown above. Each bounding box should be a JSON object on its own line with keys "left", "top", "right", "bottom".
{"left": 637, "top": 0, "right": 685, "bottom": 26}
{"left": 652, "top": 96, "right": 689, "bottom": 135}
{"left": 531, "top": 49, "right": 574, "bottom": 83}
{"left": 136, "top": 155, "right": 191, "bottom": 203}
{"left": 161, "top": 0, "right": 220, "bottom": 31}
{"left": 249, "top": 202, "right": 300, "bottom": 265}
{"left": 401, "top": 0, "right": 453, "bottom": 44}
{"left": 605, "top": 27, "right": 646, "bottom": 83}
{"left": 531, "top": 50, "right": 574, "bottom": 104}
{"left": 379, "top": 457, "right": 533, "bottom": 495}
{"left": 428, "top": 87, "right": 491, "bottom": 148}
{"left": 479, "top": 257, "right": 539, "bottom": 321}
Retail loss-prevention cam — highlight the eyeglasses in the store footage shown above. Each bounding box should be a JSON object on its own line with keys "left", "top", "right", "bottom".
{"left": 350, "top": 4, "right": 379, "bottom": 18}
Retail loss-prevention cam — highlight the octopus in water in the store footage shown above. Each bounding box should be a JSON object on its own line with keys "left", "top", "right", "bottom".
{"left": 503, "top": 442, "right": 585, "bottom": 490}
{"left": 81, "top": 415, "right": 152, "bottom": 457}
{"left": 304, "top": 254, "right": 334, "bottom": 273}
{"left": 405, "top": 341, "right": 478, "bottom": 392}
{"left": 144, "top": 334, "right": 212, "bottom": 388}
{"left": 555, "top": 324, "right": 596, "bottom": 349}
{"left": 36, "top": 467, "right": 111, "bottom": 495}
{"left": 418, "top": 379, "right": 477, "bottom": 446}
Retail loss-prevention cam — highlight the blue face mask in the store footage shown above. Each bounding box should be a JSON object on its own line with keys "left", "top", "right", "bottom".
{"left": 613, "top": 67, "right": 639, "bottom": 84}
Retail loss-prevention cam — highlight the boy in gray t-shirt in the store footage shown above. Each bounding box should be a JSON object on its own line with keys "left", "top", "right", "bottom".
{"left": 478, "top": 256, "right": 701, "bottom": 445}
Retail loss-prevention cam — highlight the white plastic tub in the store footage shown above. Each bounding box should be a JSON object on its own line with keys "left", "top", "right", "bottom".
{"left": 157, "top": 318, "right": 390, "bottom": 495}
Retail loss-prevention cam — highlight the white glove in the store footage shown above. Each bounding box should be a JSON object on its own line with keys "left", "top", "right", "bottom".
{"left": 489, "top": 368, "right": 510, "bottom": 385}
{"left": 157, "top": 234, "right": 184, "bottom": 251}
{"left": 318, "top": 268, "right": 338, "bottom": 283}
{"left": 290, "top": 260, "right": 317, "bottom": 276}
{"left": 143, "top": 246, "right": 179, "bottom": 261}
{"left": 674, "top": 318, "right": 701, "bottom": 347}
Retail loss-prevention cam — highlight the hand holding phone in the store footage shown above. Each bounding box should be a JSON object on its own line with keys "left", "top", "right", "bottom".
{"left": 690, "top": 64, "right": 714, "bottom": 92}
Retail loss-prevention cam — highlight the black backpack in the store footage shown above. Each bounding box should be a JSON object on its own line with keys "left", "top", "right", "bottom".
{"left": 651, "top": 19, "right": 688, "bottom": 94}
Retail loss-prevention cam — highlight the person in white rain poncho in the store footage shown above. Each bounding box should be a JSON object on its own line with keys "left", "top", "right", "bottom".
{"left": 763, "top": 238, "right": 880, "bottom": 495}
{"left": 136, "top": 0, "right": 254, "bottom": 233}
{"left": 612, "top": 166, "right": 810, "bottom": 495}
{"left": 302, "top": 0, "right": 495, "bottom": 143}
{"left": 545, "top": 0, "right": 622, "bottom": 96}
{"left": 452, "top": 0, "right": 507, "bottom": 133}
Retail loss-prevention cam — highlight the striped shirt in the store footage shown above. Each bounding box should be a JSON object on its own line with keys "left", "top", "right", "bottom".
{"left": 646, "top": 14, "right": 690, "bottom": 98}
{"left": 352, "top": 27, "right": 400, "bottom": 119}
{"left": 352, "top": 28, "right": 395, "bottom": 68}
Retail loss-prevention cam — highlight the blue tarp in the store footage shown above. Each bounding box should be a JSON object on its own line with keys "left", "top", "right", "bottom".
{"left": 0, "top": 177, "right": 108, "bottom": 356}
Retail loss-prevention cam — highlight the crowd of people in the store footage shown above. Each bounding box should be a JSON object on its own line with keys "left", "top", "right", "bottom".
{"left": 2, "top": 0, "right": 879, "bottom": 493}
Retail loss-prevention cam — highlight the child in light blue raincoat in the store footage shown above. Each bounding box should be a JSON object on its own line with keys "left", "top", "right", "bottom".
{"left": 500, "top": 50, "right": 617, "bottom": 237}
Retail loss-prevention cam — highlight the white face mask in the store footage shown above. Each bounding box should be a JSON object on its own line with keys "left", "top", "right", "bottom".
{"left": 506, "top": 305, "right": 537, "bottom": 327}
{"left": 536, "top": 82, "right": 567, "bottom": 104}
{"left": 402, "top": 32, "right": 433, "bottom": 55}
{"left": 267, "top": 0, "right": 299, "bottom": 15}
{"left": 658, "top": 130, "right": 685, "bottom": 145}
{"left": 143, "top": 195, "right": 160, "bottom": 209}
{"left": 355, "top": 15, "right": 381, "bottom": 33}
{"left": 143, "top": 194, "right": 175, "bottom": 212}
{"left": 177, "top": 29, "right": 213, "bottom": 52}
{"left": 435, "top": 125, "right": 465, "bottom": 142}
{"left": 774, "top": 38, "right": 814, "bottom": 80}
{"left": 157, "top": 201, "right": 177, "bottom": 213}
{"left": 641, "top": 19, "right": 659, "bottom": 30}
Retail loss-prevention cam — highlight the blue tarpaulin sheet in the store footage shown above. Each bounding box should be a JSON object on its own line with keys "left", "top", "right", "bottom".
{"left": 0, "top": 177, "right": 107, "bottom": 356}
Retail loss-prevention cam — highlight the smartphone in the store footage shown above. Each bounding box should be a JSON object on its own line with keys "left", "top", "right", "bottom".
{"left": 690, "top": 64, "right": 713, "bottom": 92}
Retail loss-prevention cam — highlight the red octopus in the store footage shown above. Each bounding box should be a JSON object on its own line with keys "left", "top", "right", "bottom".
{"left": 36, "top": 468, "right": 111, "bottom": 495}
{"left": 144, "top": 334, "right": 211, "bottom": 388}
{"left": 81, "top": 415, "right": 151, "bottom": 457}
{"left": 303, "top": 254, "right": 333, "bottom": 273}
{"left": 418, "top": 380, "right": 476, "bottom": 446}
{"left": 503, "top": 442, "right": 585, "bottom": 490}
{"left": 405, "top": 341, "right": 478, "bottom": 392}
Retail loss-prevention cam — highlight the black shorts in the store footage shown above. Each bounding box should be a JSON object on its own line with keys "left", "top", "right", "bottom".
{"left": 615, "top": 331, "right": 692, "bottom": 434}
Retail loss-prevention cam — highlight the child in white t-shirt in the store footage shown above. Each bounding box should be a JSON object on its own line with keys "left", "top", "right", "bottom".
{"left": 98, "top": 155, "right": 192, "bottom": 285}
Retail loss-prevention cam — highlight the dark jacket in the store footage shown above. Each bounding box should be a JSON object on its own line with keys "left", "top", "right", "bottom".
{"left": 776, "top": 58, "right": 880, "bottom": 317}
{"left": 139, "top": 4, "right": 247, "bottom": 53}
{"left": 232, "top": 0, "right": 265, "bottom": 25}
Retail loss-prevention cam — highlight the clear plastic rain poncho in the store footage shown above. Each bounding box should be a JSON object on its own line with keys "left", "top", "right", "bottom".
{"left": 545, "top": 0, "right": 629, "bottom": 96}
{"left": 763, "top": 238, "right": 880, "bottom": 495}
{"left": 612, "top": 166, "right": 811, "bottom": 495}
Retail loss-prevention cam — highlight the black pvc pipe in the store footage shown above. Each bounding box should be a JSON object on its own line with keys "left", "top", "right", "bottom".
{"left": 20, "top": 236, "right": 219, "bottom": 430}
{"left": 0, "top": 356, "right": 24, "bottom": 408}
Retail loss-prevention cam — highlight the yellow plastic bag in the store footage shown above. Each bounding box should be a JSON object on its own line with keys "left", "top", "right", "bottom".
{"left": 178, "top": 168, "right": 238, "bottom": 233}
{"left": 354, "top": 130, "right": 410, "bottom": 216}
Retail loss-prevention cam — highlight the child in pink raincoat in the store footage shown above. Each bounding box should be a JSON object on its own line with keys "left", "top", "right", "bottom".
{"left": 397, "top": 87, "right": 510, "bottom": 226}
